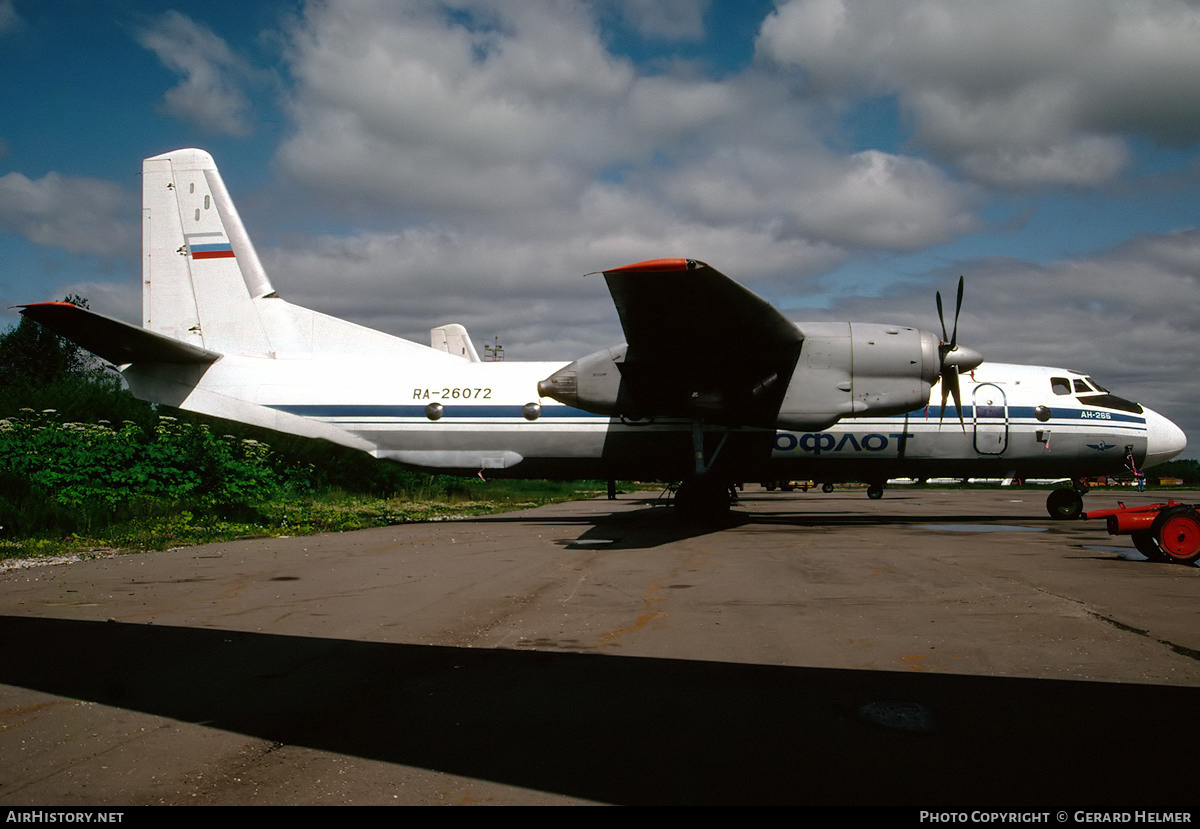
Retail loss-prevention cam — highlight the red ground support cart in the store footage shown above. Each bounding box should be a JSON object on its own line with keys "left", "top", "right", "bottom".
{"left": 1085, "top": 500, "right": 1200, "bottom": 564}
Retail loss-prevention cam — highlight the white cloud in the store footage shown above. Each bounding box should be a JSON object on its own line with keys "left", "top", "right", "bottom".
{"left": 657, "top": 148, "right": 976, "bottom": 250}
{"left": 0, "top": 171, "right": 136, "bottom": 257}
{"left": 275, "top": 0, "right": 977, "bottom": 246}
{"left": 135, "top": 10, "right": 258, "bottom": 137}
{"left": 276, "top": 1, "right": 643, "bottom": 219}
{"left": 757, "top": 0, "right": 1200, "bottom": 186}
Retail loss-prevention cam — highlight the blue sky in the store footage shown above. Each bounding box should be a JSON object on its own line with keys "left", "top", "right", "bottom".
{"left": 2, "top": 0, "right": 1199, "bottom": 452}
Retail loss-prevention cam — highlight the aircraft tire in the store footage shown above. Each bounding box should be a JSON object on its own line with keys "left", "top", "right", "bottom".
{"left": 867, "top": 484, "right": 884, "bottom": 500}
{"left": 1131, "top": 531, "right": 1169, "bottom": 562}
{"left": 1150, "top": 506, "right": 1200, "bottom": 565}
{"left": 1046, "top": 488, "right": 1083, "bottom": 520}
{"left": 822, "top": 483, "right": 834, "bottom": 493}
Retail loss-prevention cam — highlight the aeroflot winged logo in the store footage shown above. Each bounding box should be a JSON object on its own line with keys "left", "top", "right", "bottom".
{"left": 184, "top": 232, "right": 235, "bottom": 260}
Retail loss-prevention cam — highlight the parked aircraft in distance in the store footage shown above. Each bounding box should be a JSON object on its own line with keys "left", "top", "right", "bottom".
{"left": 20, "top": 149, "right": 1186, "bottom": 528}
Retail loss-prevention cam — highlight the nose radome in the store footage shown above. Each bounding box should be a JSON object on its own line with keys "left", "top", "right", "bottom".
{"left": 1143, "top": 407, "right": 1187, "bottom": 468}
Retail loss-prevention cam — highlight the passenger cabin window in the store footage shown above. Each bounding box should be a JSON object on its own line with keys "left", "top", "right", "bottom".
{"left": 1051, "top": 377, "right": 1071, "bottom": 395}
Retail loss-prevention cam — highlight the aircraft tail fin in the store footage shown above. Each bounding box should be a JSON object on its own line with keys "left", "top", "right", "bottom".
{"left": 142, "top": 149, "right": 276, "bottom": 356}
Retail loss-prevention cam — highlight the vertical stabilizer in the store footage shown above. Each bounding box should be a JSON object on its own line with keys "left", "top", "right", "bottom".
{"left": 142, "top": 149, "right": 276, "bottom": 356}
{"left": 430, "top": 324, "right": 481, "bottom": 362}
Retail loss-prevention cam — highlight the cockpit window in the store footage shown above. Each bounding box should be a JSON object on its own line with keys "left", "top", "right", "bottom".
{"left": 1073, "top": 379, "right": 1092, "bottom": 393}
{"left": 1084, "top": 376, "right": 1109, "bottom": 393}
{"left": 1051, "top": 377, "right": 1071, "bottom": 395}
{"left": 1076, "top": 393, "right": 1144, "bottom": 415}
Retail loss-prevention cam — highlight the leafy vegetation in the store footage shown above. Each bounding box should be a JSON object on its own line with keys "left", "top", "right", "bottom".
{"left": 0, "top": 311, "right": 612, "bottom": 562}
{"left": 0, "top": 398, "right": 612, "bottom": 561}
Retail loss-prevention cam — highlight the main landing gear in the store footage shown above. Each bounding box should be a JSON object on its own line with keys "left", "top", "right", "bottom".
{"left": 671, "top": 420, "right": 737, "bottom": 522}
{"left": 673, "top": 478, "right": 734, "bottom": 522}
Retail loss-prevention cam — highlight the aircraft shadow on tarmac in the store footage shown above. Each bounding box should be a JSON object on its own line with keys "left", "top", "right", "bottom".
{"left": 463, "top": 496, "right": 722, "bottom": 551}
{"left": 0, "top": 614, "right": 1195, "bottom": 806}
{"left": 476, "top": 492, "right": 1079, "bottom": 552}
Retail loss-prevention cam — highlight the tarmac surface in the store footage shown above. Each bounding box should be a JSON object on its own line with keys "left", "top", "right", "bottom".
{"left": 0, "top": 487, "right": 1198, "bottom": 807}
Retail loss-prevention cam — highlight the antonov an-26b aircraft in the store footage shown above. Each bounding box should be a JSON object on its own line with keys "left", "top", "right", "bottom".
{"left": 20, "top": 149, "right": 1187, "bottom": 522}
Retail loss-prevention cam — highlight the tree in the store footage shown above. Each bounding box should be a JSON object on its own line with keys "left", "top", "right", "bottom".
{"left": 1146, "top": 458, "right": 1200, "bottom": 484}
{"left": 0, "top": 295, "right": 99, "bottom": 390}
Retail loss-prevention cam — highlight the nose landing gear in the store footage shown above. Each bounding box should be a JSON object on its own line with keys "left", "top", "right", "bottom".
{"left": 1046, "top": 480, "right": 1089, "bottom": 520}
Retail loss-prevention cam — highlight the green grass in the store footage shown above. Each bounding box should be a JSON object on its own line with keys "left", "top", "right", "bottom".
{"left": 0, "top": 480, "right": 619, "bottom": 563}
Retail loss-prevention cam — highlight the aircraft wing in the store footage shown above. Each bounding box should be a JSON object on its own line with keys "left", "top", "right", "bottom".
{"left": 597, "top": 259, "right": 804, "bottom": 424}
{"left": 18, "top": 302, "right": 221, "bottom": 366}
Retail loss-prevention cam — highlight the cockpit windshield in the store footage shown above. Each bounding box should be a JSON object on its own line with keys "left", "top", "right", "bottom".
{"left": 1078, "top": 384, "right": 1142, "bottom": 414}
{"left": 1051, "top": 375, "right": 1141, "bottom": 413}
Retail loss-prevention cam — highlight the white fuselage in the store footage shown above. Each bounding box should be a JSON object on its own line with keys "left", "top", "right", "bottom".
{"left": 125, "top": 353, "right": 1184, "bottom": 484}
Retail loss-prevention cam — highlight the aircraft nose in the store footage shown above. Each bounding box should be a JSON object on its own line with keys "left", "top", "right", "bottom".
{"left": 1143, "top": 407, "right": 1187, "bottom": 468}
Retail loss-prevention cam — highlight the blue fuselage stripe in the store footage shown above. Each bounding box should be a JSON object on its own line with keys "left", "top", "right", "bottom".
{"left": 269, "top": 403, "right": 599, "bottom": 419}
{"left": 267, "top": 403, "right": 1146, "bottom": 427}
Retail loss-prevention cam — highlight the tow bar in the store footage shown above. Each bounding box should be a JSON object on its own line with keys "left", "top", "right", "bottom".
{"left": 1085, "top": 500, "right": 1200, "bottom": 564}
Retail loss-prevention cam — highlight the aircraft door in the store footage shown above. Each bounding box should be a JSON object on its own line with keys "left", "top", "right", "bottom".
{"left": 973, "top": 383, "right": 1008, "bottom": 455}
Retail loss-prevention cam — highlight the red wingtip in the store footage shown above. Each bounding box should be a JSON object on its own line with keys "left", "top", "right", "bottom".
{"left": 18, "top": 301, "right": 80, "bottom": 309}
{"left": 603, "top": 258, "right": 705, "bottom": 274}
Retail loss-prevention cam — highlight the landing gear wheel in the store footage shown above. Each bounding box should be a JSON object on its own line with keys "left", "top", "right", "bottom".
{"left": 674, "top": 480, "right": 732, "bottom": 523}
{"left": 1131, "top": 531, "right": 1169, "bottom": 562}
{"left": 822, "top": 483, "right": 834, "bottom": 493}
{"left": 1150, "top": 506, "right": 1200, "bottom": 565}
{"left": 867, "top": 484, "right": 884, "bottom": 500}
{"left": 1046, "top": 488, "right": 1083, "bottom": 520}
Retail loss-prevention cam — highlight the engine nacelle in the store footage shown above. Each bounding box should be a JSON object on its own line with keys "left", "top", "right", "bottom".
{"left": 538, "top": 322, "right": 943, "bottom": 431}
{"left": 776, "top": 322, "right": 941, "bottom": 430}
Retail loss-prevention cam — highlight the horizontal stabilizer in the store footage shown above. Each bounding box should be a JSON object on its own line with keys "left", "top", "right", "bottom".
{"left": 19, "top": 302, "right": 221, "bottom": 366}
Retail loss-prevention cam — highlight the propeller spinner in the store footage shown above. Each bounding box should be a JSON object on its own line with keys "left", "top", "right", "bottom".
{"left": 935, "top": 276, "right": 983, "bottom": 429}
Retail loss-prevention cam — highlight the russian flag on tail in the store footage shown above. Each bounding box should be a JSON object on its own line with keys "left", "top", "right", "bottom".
{"left": 186, "top": 232, "right": 235, "bottom": 260}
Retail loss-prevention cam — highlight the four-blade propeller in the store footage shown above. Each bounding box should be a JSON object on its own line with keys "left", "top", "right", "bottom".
{"left": 935, "top": 276, "right": 983, "bottom": 429}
